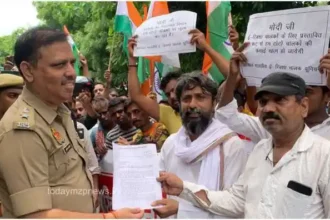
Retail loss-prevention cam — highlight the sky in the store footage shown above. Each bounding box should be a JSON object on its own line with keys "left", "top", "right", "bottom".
{"left": 0, "top": 0, "right": 40, "bottom": 36}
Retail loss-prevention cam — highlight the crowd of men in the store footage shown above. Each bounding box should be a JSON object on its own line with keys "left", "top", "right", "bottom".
{"left": 0, "top": 20, "right": 330, "bottom": 219}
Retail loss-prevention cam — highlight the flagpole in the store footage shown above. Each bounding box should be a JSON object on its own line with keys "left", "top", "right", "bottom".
{"left": 108, "top": 33, "right": 116, "bottom": 71}
{"left": 228, "top": 13, "right": 233, "bottom": 26}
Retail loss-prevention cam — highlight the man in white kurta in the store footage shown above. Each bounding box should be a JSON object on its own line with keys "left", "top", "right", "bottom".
{"left": 159, "top": 130, "right": 247, "bottom": 218}
{"left": 154, "top": 73, "right": 248, "bottom": 219}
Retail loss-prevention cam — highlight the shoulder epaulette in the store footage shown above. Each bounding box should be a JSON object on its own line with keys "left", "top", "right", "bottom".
{"left": 12, "top": 106, "right": 35, "bottom": 131}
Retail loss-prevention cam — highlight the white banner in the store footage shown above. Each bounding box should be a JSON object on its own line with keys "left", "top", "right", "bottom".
{"left": 241, "top": 6, "right": 330, "bottom": 86}
{"left": 134, "top": 11, "right": 197, "bottom": 56}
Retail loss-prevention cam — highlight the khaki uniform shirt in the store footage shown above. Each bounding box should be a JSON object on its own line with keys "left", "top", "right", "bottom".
{"left": 0, "top": 87, "right": 94, "bottom": 217}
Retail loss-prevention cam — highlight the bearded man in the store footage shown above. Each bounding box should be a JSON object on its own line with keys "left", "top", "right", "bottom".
{"left": 151, "top": 73, "right": 247, "bottom": 219}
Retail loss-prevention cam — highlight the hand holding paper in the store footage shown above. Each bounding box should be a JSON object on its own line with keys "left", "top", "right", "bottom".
{"left": 189, "top": 29, "right": 209, "bottom": 52}
{"left": 156, "top": 172, "right": 184, "bottom": 196}
{"left": 151, "top": 198, "right": 179, "bottom": 218}
{"left": 319, "top": 48, "right": 330, "bottom": 89}
{"left": 230, "top": 42, "right": 249, "bottom": 77}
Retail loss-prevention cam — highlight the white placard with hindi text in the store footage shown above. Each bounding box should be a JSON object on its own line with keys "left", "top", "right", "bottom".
{"left": 241, "top": 6, "right": 330, "bottom": 86}
{"left": 112, "top": 143, "right": 162, "bottom": 210}
{"left": 134, "top": 10, "right": 197, "bottom": 56}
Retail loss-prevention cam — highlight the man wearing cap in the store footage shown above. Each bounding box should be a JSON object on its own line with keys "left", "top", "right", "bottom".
{"left": 0, "top": 73, "right": 24, "bottom": 216}
{"left": 216, "top": 43, "right": 330, "bottom": 146}
{"left": 0, "top": 74, "right": 24, "bottom": 120}
{"left": 156, "top": 55, "right": 330, "bottom": 218}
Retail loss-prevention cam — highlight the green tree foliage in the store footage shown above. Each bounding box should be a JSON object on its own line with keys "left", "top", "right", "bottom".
{"left": 33, "top": 1, "right": 148, "bottom": 92}
{"left": 0, "top": 28, "right": 26, "bottom": 64}
{"left": 4, "top": 1, "right": 318, "bottom": 88}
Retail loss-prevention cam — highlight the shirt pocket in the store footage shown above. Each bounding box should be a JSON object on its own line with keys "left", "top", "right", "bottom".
{"left": 276, "top": 184, "right": 313, "bottom": 218}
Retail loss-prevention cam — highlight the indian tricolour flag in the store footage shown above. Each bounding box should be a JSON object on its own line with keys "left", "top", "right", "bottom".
{"left": 114, "top": 1, "right": 142, "bottom": 54}
{"left": 202, "top": 1, "right": 233, "bottom": 83}
{"left": 114, "top": 1, "right": 153, "bottom": 95}
{"left": 146, "top": 0, "right": 181, "bottom": 102}
{"left": 63, "top": 25, "right": 81, "bottom": 76}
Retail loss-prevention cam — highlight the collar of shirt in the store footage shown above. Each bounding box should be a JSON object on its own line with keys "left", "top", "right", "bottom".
{"left": 21, "top": 87, "right": 71, "bottom": 124}
{"left": 97, "top": 121, "right": 104, "bottom": 131}
{"left": 310, "top": 116, "right": 330, "bottom": 132}
{"left": 265, "top": 125, "right": 314, "bottom": 172}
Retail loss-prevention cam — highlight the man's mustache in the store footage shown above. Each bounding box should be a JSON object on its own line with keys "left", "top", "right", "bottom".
{"left": 132, "top": 119, "right": 141, "bottom": 124}
{"left": 262, "top": 112, "right": 281, "bottom": 121}
{"left": 184, "top": 108, "right": 201, "bottom": 117}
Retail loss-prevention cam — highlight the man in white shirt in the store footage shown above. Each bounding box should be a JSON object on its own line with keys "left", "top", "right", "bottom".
{"left": 157, "top": 70, "right": 330, "bottom": 218}
{"left": 152, "top": 73, "right": 247, "bottom": 218}
{"left": 216, "top": 46, "right": 330, "bottom": 142}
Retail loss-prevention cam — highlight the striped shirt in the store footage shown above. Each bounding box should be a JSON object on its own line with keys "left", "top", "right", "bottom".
{"left": 105, "top": 125, "right": 138, "bottom": 149}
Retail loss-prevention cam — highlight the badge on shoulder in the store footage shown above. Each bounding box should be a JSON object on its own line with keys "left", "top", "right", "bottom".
{"left": 51, "top": 127, "right": 65, "bottom": 144}
{"left": 14, "top": 122, "right": 30, "bottom": 129}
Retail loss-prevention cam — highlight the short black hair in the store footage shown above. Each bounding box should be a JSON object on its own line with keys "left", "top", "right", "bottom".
{"left": 123, "top": 98, "right": 134, "bottom": 112}
{"left": 92, "top": 96, "right": 109, "bottom": 110}
{"left": 109, "top": 88, "right": 118, "bottom": 94}
{"left": 321, "top": 86, "right": 330, "bottom": 94}
{"left": 160, "top": 71, "right": 182, "bottom": 91}
{"left": 14, "top": 26, "right": 68, "bottom": 75}
{"left": 234, "top": 91, "right": 246, "bottom": 108}
{"left": 94, "top": 82, "right": 105, "bottom": 88}
{"left": 108, "top": 97, "right": 124, "bottom": 109}
{"left": 175, "top": 72, "right": 218, "bottom": 102}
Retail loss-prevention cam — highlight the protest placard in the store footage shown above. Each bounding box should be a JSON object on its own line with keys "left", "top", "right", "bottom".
{"left": 241, "top": 6, "right": 330, "bottom": 86}
{"left": 134, "top": 11, "right": 197, "bottom": 57}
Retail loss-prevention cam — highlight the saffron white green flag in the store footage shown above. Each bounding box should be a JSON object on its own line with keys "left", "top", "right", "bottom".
{"left": 203, "top": 1, "right": 233, "bottom": 83}
{"left": 115, "top": 1, "right": 152, "bottom": 95}
{"left": 63, "top": 26, "right": 81, "bottom": 76}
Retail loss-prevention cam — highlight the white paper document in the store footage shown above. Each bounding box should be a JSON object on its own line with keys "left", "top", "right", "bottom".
{"left": 112, "top": 143, "right": 162, "bottom": 210}
{"left": 134, "top": 10, "right": 197, "bottom": 56}
{"left": 241, "top": 6, "right": 330, "bottom": 86}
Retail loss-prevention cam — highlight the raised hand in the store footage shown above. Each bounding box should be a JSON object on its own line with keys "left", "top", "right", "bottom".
{"left": 104, "top": 70, "right": 112, "bottom": 84}
{"left": 79, "top": 53, "right": 88, "bottom": 67}
{"left": 228, "top": 25, "right": 239, "bottom": 51}
{"left": 189, "top": 29, "right": 208, "bottom": 51}
{"left": 319, "top": 49, "right": 330, "bottom": 89}
{"left": 229, "top": 42, "right": 249, "bottom": 78}
{"left": 128, "top": 36, "right": 138, "bottom": 64}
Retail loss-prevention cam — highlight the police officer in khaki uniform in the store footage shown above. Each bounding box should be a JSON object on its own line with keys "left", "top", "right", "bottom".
{"left": 0, "top": 27, "right": 144, "bottom": 218}
{"left": 0, "top": 74, "right": 24, "bottom": 120}
{"left": 0, "top": 73, "right": 24, "bottom": 216}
